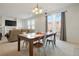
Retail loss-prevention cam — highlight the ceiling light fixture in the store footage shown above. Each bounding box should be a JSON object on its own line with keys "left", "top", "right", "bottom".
{"left": 32, "top": 4, "right": 43, "bottom": 15}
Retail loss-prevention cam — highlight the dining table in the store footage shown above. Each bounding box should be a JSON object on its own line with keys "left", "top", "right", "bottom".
{"left": 17, "top": 32, "right": 56, "bottom": 56}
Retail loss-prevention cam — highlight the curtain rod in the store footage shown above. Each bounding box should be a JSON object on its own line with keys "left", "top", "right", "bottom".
{"left": 45, "top": 10, "right": 67, "bottom": 16}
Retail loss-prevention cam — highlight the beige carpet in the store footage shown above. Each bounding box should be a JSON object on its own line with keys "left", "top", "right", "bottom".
{"left": 0, "top": 37, "right": 21, "bottom": 56}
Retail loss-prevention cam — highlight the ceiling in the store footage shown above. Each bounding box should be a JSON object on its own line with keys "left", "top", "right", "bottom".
{"left": 0, "top": 3, "right": 74, "bottom": 19}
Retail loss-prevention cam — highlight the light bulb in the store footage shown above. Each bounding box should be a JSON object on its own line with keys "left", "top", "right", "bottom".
{"left": 35, "top": 12, "right": 39, "bottom": 14}
{"left": 35, "top": 7, "right": 38, "bottom": 11}
{"left": 39, "top": 9, "right": 42, "bottom": 14}
{"left": 32, "top": 9, "right": 35, "bottom": 13}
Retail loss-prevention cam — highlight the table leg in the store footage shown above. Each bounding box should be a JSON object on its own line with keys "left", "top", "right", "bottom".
{"left": 29, "top": 40, "right": 33, "bottom": 56}
{"left": 18, "top": 37, "right": 20, "bottom": 51}
{"left": 54, "top": 34, "right": 56, "bottom": 45}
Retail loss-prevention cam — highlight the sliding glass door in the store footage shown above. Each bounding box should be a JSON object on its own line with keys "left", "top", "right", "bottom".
{"left": 47, "top": 13, "right": 61, "bottom": 39}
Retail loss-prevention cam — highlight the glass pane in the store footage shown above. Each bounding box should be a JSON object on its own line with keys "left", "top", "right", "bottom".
{"left": 27, "top": 19, "right": 35, "bottom": 29}
{"left": 47, "top": 13, "right": 61, "bottom": 33}
{"left": 31, "top": 20, "right": 35, "bottom": 29}
{"left": 31, "top": 20, "right": 35, "bottom": 25}
{"left": 27, "top": 20, "right": 31, "bottom": 29}
{"left": 47, "top": 15, "right": 53, "bottom": 32}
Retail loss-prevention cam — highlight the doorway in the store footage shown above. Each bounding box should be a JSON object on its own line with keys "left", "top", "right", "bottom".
{"left": 47, "top": 13, "right": 61, "bottom": 40}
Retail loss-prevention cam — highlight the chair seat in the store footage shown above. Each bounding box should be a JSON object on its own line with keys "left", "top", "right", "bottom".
{"left": 46, "top": 39, "right": 54, "bottom": 46}
{"left": 33, "top": 42, "right": 43, "bottom": 48}
{"left": 47, "top": 39, "right": 54, "bottom": 42}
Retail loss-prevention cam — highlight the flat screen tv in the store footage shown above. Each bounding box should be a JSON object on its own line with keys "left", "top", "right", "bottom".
{"left": 5, "top": 20, "right": 16, "bottom": 26}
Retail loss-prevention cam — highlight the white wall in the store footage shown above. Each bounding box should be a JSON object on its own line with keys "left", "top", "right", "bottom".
{"left": 35, "top": 15, "right": 46, "bottom": 32}
{"left": 0, "top": 16, "right": 23, "bottom": 36}
{"left": 65, "top": 4, "right": 79, "bottom": 44}
{"left": 0, "top": 17, "right": 3, "bottom": 34}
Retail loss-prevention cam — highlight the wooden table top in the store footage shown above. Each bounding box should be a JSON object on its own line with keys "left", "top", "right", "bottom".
{"left": 18, "top": 32, "right": 56, "bottom": 41}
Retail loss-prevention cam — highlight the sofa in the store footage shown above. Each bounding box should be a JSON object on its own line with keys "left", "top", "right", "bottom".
{"left": 0, "top": 33, "right": 2, "bottom": 40}
{"left": 5, "top": 29, "right": 35, "bottom": 42}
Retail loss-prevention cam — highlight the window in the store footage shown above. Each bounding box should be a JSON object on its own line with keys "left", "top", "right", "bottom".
{"left": 47, "top": 13, "right": 61, "bottom": 33}
{"left": 27, "top": 19, "right": 35, "bottom": 29}
{"left": 31, "top": 20, "right": 35, "bottom": 29}
{"left": 27, "top": 20, "right": 31, "bottom": 29}
{"left": 47, "top": 15, "right": 53, "bottom": 32}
